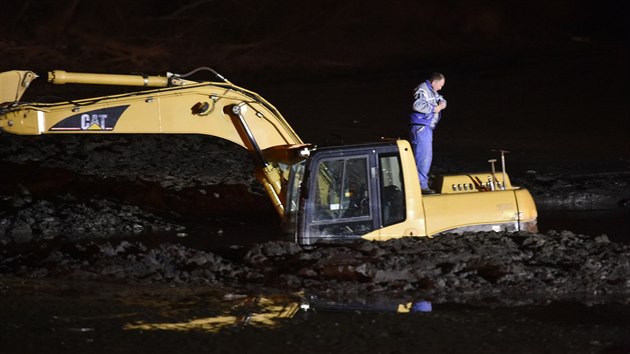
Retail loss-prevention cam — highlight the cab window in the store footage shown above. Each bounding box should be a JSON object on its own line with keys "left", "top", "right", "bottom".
{"left": 379, "top": 154, "right": 405, "bottom": 226}
{"left": 313, "top": 157, "right": 370, "bottom": 221}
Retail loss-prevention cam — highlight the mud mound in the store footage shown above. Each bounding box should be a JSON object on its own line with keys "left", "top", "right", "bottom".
{"left": 0, "top": 195, "right": 185, "bottom": 245}
{"left": 2, "top": 231, "right": 629, "bottom": 306}
{"left": 0, "top": 135, "right": 257, "bottom": 190}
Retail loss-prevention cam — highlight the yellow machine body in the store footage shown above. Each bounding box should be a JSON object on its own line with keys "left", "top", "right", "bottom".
{"left": 0, "top": 69, "right": 538, "bottom": 244}
{"left": 356, "top": 141, "right": 537, "bottom": 242}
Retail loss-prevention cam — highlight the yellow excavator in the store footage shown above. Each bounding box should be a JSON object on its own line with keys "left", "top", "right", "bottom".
{"left": 0, "top": 68, "right": 537, "bottom": 245}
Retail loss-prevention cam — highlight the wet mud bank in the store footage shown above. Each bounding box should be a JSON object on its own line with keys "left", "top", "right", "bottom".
{"left": 2, "top": 229, "right": 630, "bottom": 307}
{"left": 517, "top": 170, "right": 630, "bottom": 243}
{"left": 0, "top": 135, "right": 279, "bottom": 246}
{"left": 520, "top": 171, "right": 630, "bottom": 210}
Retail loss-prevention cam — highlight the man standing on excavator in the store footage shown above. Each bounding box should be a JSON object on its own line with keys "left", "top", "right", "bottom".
{"left": 409, "top": 72, "right": 447, "bottom": 194}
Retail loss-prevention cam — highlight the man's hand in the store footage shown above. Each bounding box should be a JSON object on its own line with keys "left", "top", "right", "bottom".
{"left": 434, "top": 101, "right": 447, "bottom": 113}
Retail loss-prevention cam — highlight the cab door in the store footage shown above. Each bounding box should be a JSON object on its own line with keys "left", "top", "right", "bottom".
{"left": 301, "top": 151, "right": 378, "bottom": 243}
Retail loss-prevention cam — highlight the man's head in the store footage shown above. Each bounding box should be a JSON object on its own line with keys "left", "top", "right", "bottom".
{"left": 430, "top": 72, "right": 445, "bottom": 91}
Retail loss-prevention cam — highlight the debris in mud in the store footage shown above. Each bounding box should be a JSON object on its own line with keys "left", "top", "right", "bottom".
{"left": 2, "top": 231, "right": 629, "bottom": 306}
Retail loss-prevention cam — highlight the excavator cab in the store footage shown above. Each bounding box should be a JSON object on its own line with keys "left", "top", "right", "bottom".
{"left": 285, "top": 142, "right": 408, "bottom": 245}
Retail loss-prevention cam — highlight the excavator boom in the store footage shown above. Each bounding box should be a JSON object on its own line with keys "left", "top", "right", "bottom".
{"left": 0, "top": 69, "right": 309, "bottom": 217}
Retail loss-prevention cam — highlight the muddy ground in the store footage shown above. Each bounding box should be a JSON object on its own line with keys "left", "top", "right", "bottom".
{"left": 1, "top": 1, "right": 629, "bottom": 353}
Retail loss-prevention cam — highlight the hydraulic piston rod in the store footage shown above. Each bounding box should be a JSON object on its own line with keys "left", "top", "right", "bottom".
{"left": 48, "top": 70, "right": 170, "bottom": 87}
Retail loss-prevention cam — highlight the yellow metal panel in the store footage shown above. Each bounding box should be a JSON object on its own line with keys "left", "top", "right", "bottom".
{"left": 514, "top": 188, "right": 538, "bottom": 224}
{"left": 422, "top": 190, "right": 519, "bottom": 235}
{"left": 0, "top": 70, "right": 37, "bottom": 104}
{"left": 0, "top": 79, "right": 303, "bottom": 150}
{"left": 396, "top": 140, "right": 426, "bottom": 235}
{"left": 362, "top": 218, "right": 428, "bottom": 241}
{"left": 362, "top": 140, "right": 428, "bottom": 241}
{"left": 436, "top": 173, "right": 512, "bottom": 194}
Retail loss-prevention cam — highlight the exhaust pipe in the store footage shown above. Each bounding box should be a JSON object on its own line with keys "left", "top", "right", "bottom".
{"left": 490, "top": 150, "right": 510, "bottom": 190}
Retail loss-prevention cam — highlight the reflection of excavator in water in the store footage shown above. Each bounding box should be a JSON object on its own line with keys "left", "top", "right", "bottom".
{"left": 0, "top": 68, "right": 537, "bottom": 245}
{"left": 123, "top": 292, "right": 431, "bottom": 334}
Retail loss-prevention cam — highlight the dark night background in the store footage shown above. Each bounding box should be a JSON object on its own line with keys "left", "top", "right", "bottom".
{"left": 0, "top": 0, "right": 625, "bottom": 76}
{"left": 1, "top": 0, "right": 627, "bottom": 173}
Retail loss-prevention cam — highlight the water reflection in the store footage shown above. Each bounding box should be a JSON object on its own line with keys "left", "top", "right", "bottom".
{"left": 122, "top": 293, "right": 433, "bottom": 333}
{"left": 302, "top": 295, "right": 433, "bottom": 313}
{"left": 304, "top": 294, "right": 432, "bottom": 314}
{"left": 124, "top": 294, "right": 302, "bottom": 333}
{"left": 4, "top": 277, "right": 629, "bottom": 353}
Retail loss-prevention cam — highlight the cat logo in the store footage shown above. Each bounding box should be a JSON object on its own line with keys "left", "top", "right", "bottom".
{"left": 50, "top": 105, "right": 129, "bottom": 131}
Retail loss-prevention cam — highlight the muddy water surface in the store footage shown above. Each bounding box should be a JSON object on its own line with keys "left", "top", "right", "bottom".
{"left": 2, "top": 277, "right": 630, "bottom": 354}
{"left": 539, "top": 208, "right": 630, "bottom": 244}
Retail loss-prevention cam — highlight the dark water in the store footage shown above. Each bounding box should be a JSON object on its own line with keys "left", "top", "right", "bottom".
{"left": 1, "top": 277, "right": 629, "bottom": 354}
{"left": 538, "top": 207, "right": 630, "bottom": 244}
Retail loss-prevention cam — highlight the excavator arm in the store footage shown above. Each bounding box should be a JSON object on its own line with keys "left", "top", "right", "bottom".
{"left": 0, "top": 69, "right": 311, "bottom": 218}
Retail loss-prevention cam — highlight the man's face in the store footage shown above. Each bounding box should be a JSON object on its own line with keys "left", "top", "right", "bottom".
{"left": 432, "top": 78, "right": 445, "bottom": 91}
